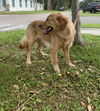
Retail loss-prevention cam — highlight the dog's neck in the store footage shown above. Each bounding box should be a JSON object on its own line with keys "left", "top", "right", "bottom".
{"left": 55, "top": 27, "right": 68, "bottom": 39}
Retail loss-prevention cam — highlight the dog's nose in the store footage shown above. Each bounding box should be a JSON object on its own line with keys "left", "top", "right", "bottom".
{"left": 39, "top": 24, "right": 42, "bottom": 28}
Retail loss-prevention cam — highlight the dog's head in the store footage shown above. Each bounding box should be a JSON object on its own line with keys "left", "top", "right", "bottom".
{"left": 39, "top": 13, "right": 68, "bottom": 34}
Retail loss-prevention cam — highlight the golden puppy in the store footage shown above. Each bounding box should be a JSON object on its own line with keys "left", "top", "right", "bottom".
{"left": 19, "top": 13, "right": 76, "bottom": 73}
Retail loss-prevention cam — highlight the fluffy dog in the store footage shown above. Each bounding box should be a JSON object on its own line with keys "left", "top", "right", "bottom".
{"left": 19, "top": 13, "right": 76, "bottom": 72}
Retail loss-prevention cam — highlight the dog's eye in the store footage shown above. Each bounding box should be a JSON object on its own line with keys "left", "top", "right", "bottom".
{"left": 46, "top": 18, "right": 49, "bottom": 21}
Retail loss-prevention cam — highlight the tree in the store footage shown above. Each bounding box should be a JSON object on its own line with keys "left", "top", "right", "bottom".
{"left": 47, "top": 0, "right": 52, "bottom": 10}
{"left": 71, "top": 0, "right": 84, "bottom": 45}
{"left": 52, "top": 0, "right": 69, "bottom": 10}
{"left": 37, "top": 0, "right": 70, "bottom": 10}
{"left": 35, "top": 0, "right": 37, "bottom": 11}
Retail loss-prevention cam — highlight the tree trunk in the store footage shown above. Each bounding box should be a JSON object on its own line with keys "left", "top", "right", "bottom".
{"left": 47, "top": 0, "right": 52, "bottom": 10}
{"left": 71, "top": 0, "right": 84, "bottom": 45}
{"left": 35, "top": 0, "right": 37, "bottom": 11}
{"left": 42, "top": 0, "right": 44, "bottom": 10}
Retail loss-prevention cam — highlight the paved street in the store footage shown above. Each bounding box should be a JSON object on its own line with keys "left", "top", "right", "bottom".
{"left": 0, "top": 12, "right": 100, "bottom": 34}
{"left": 0, "top": 13, "right": 50, "bottom": 31}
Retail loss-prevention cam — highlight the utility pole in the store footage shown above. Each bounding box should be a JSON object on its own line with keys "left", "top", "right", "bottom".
{"left": 71, "top": 0, "right": 84, "bottom": 45}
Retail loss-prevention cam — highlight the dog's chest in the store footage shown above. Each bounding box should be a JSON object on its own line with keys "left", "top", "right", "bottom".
{"left": 41, "top": 39, "right": 51, "bottom": 48}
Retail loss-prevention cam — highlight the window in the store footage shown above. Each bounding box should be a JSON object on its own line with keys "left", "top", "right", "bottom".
{"left": 19, "top": 0, "right": 22, "bottom": 7}
{"left": 12, "top": 0, "right": 15, "bottom": 7}
{"left": 25, "top": 0, "right": 27, "bottom": 7}
{"left": 2, "top": 0, "right": 6, "bottom": 7}
{"left": 40, "top": 5, "right": 41, "bottom": 8}
{"left": 30, "top": 0, "right": 32, "bottom": 8}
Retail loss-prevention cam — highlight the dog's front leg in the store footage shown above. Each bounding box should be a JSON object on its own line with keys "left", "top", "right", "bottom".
{"left": 37, "top": 42, "right": 48, "bottom": 56}
{"left": 63, "top": 47, "right": 75, "bottom": 67}
{"left": 50, "top": 48, "right": 60, "bottom": 73}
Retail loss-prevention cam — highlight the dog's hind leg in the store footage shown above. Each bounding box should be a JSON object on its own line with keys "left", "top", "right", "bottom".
{"left": 26, "top": 36, "right": 36, "bottom": 66}
{"left": 26, "top": 46, "right": 32, "bottom": 65}
{"left": 19, "top": 35, "right": 32, "bottom": 65}
{"left": 25, "top": 33, "right": 36, "bottom": 66}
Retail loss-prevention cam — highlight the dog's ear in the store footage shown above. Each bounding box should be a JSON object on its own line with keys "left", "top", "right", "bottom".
{"left": 55, "top": 12, "right": 62, "bottom": 16}
{"left": 56, "top": 16, "right": 68, "bottom": 30}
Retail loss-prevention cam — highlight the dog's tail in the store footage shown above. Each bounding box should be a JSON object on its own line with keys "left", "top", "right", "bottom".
{"left": 19, "top": 35, "right": 28, "bottom": 49}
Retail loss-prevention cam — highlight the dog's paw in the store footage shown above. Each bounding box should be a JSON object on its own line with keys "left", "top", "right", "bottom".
{"left": 68, "top": 63, "right": 75, "bottom": 67}
{"left": 54, "top": 65, "right": 60, "bottom": 73}
{"left": 56, "top": 69, "right": 60, "bottom": 73}
{"left": 40, "top": 51, "right": 49, "bottom": 56}
{"left": 26, "top": 61, "right": 32, "bottom": 67}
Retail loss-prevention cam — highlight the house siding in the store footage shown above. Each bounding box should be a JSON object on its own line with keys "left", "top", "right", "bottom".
{"left": 0, "top": 0, "right": 2, "bottom": 11}
{"left": 0, "top": 0, "right": 7, "bottom": 11}
{"left": 0, "top": 0, "right": 43, "bottom": 11}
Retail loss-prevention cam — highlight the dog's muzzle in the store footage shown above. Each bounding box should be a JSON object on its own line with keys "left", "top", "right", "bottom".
{"left": 44, "top": 26, "right": 53, "bottom": 34}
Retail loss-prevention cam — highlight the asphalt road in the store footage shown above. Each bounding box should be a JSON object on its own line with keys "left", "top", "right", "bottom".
{"left": 0, "top": 12, "right": 100, "bottom": 32}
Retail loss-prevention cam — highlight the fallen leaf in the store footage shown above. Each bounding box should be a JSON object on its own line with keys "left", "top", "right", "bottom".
{"left": 21, "top": 106, "right": 26, "bottom": 110}
{"left": 41, "top": 83, "right": 48, "bottom": 86}
{"left": 15, "top": 65, "right": 20, "bottom": 68}
{"left": 58, "top": 73, "right": 63, "bottom": 76}
{"left": 88, "top": 68, "right": 93, "bottom": 72}
{"left": 29, "top": 90, "right": 35, "bottom": 94}
{"left": 75, "top": 71, "right": 79, "bottom": 75}
{"left": 80, "top": 101, "right": 86, "bottom": 107}
{"left": 40, "top": 72, "right": 44, "bottom": 75}
{"left": 67, "top": 72, "right": 70, "bottom": 74}
{"left": 87, "top": 104, "right": 92, "bottom": 111}
{"left": 80, "top": 69, "right": 83, "bottom": 72}
{"left": 13, "top": 84, "right": 19, "bottom": 89}
{"left": 87, "top": 97, "right": 91, "bottom": 104}
{"left": 0, "top": 59, "right": 3, "bottom": 61}
{"left": 42, "top": 68, "right": 46, "bottom": 71}
{"left": 74, "top": 61, "right": 77, "bottom": 63}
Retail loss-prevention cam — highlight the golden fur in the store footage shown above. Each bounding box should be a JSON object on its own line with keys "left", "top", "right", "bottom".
{"left": 19, "top": 13, "right": 76, "bottom": 72}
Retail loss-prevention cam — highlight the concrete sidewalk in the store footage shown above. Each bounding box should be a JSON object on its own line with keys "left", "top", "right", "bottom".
{"left": 81, "top": 28, "right": 100, "bottom": 35}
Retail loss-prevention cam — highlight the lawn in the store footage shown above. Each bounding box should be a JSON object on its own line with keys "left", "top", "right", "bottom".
{"left": 0, "top": 30, "right": 100, "bottom": 111}
{"left": 80, "top": 12, "right": 100, "bottom": 16}
{"left": 1, "top": 10, "right": 100, "bottom": 17}
{"left": 81, "top": 23, "right": 100, "bottom": 28}
{"left": 0, "top": 10, "right": 58, "bottom": 15}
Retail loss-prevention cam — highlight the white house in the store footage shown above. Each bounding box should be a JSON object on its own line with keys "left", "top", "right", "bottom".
{"left": 0, "top": 0, "right": 44, "bottom": 11}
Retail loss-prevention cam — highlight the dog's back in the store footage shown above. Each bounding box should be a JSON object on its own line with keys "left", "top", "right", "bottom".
{"left": 19, "top": 20, "right": 44, "bottom": 49}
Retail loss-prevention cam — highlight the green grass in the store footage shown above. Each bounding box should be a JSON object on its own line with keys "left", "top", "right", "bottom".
{"left": 81, "top": 23, "right": 100, "bottom": 28}
{"left": 1, "top": 10, "right": 100, "bottom": 16}
{"left": 0, "top": 30, "right": 100, "bottom": 111}
{"left": 1, "top": 10, "right": 100, "bottom": 19}
{"left": 80, "top": 12, "right": 100, "bottom": 16}
{"left": 0, "top": 10, "right": 58, "bottom": 15}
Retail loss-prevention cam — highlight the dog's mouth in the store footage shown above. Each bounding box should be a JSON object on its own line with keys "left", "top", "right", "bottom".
{"left": 44, "top": 26, "right": 53, "bottom": 34}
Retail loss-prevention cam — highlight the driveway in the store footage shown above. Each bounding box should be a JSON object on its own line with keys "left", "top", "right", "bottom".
{"left": 0, "top": 12, "right": 100, "bottom": 32}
